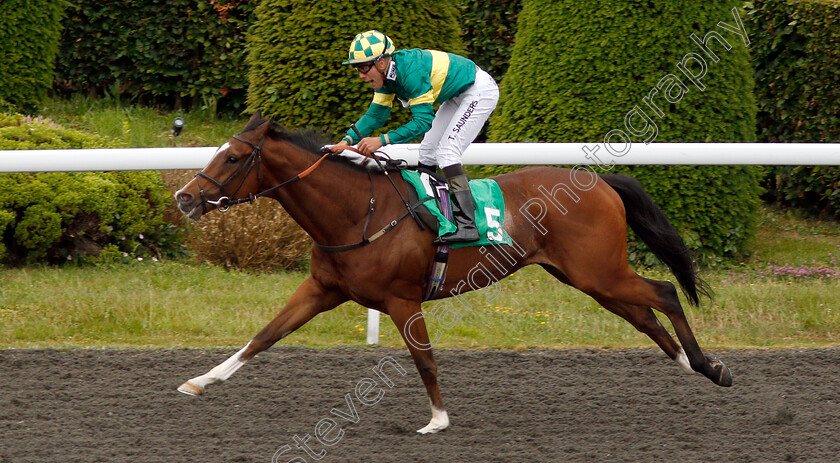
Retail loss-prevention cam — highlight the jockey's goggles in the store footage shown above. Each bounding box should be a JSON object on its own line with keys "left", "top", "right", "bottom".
{"left": 352, "top": 61, "right": 377, "bottom": 74}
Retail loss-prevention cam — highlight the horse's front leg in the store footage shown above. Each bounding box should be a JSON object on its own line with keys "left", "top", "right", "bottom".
{"left": 387, "top": 296, "right": 449, "bottom": 434}
{"left": 177, "top": 276, "right": 347, "bottom": 396}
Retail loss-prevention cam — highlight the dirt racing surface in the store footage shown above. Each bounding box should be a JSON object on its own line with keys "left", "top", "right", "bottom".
{"left": 1, "top": 347, "right": 839, "bottom": 463}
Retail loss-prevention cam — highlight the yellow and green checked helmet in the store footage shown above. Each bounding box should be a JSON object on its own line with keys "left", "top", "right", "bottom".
{"left": 342, "top": 30, "right": 395, "bottom": 65}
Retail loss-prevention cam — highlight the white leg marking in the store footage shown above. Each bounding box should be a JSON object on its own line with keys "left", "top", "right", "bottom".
{"left": 675, "top": 347, "right": 693, "bottom": 374}
{"left": 417, "top": 400, "right": 450, "bottom": 434}
{"left": 178, "top": 342, "right": 251, "bottom": 396}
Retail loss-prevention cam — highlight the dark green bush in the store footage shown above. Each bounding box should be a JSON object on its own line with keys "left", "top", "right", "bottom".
{"left": 0, "top": 0, "right": 67, "bottom": 111}
{"left": 0, "top": 114, "right": 183, "bottom": 265}
{"left": 54, "top": 0, "right": 254, "bottom": 113}
{"left": 456, "top": 0, "right": 522, "bottom": 142}
{"left": 765, "top": 166, "right": 840, "bottom": 219}
{"left": 487, "top": 0, "right": 761, "bottom": 262}
{"left": 458, "top": 0, "right": 522, "bottom": 81}
{"left": 749, "top": 0, "right": 840, "bottom": 143}
{"left": 748, "top": 0, "right": 840, "bottom": 219}
{"left": 246, "top": 0, "right": 465, "bottom": 139}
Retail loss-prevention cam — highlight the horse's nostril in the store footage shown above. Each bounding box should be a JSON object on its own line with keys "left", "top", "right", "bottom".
{"left": 178, "top": 192, "right": 193, "bottom": 203}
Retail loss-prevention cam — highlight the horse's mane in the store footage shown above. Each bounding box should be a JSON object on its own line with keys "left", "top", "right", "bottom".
{"left": 241, "top": 116, "right": 327, "bottom": 154}
{"left": 240, "top": 115, "right": 370, "bottom": 172}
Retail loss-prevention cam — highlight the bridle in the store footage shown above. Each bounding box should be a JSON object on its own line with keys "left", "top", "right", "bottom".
{"left": 193, "top": 134, "right": 428, "bottom": 251}
{"left": 195, "top": 135, "right": 263, "bottom": 212}
{"left": 195, "top": 134, "right": 330, "bottom": 213}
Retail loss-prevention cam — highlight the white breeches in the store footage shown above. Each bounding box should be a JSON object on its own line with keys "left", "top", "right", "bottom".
{"left": 418, "top": 67, "right": 499, "bottom": 169}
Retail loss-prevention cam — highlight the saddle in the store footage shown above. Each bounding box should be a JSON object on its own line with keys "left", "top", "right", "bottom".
{"left": 404, "top": 169, "right": 447, "bottom": 235}
{"left": 400, "top": 169, "right": 511, "bottom": 249}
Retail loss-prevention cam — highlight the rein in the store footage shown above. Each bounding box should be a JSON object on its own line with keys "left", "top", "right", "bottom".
{"left": 337, "top": 145, "right": 426, "bottom": 232}
{"left": 194, "top": 137, "right": 429, "bottom": 252}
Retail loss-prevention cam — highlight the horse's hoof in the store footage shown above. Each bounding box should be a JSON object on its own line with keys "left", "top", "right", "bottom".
{"left": 416, "top": 423, "right": 448, "bottom": 434}
{"left": 417, "top": 415, "right": 449, "bottom": 434}
{"left": 710, "top": 359, "right": 732, "bottom": 387}
{"left": 177, "top": 381, "right": 204, "bottom": 396}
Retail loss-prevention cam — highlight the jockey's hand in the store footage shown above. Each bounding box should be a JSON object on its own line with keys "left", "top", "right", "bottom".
{"left": 357, "top": 136, "right": 383, "bottom": 155}
{"left": 328, "top": 140, "right": 349, "bottom": 154}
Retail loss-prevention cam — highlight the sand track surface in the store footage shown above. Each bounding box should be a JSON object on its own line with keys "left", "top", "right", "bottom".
{"left": 2, "top": 347, "right": 839, "bottom": 462}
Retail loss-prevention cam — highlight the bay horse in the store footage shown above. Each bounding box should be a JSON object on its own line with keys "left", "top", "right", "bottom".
{"left": 174, "top": 111, "right": 731, "bottom": 434}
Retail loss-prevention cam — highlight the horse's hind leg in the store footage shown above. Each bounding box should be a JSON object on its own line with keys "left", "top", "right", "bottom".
{"left": 593, "top": 298, "right": 693, "bottom": 374}
{"left": 177, "top": 277, "right": 347, "bottom": 396}
{"left": 641, "top": 277, "right": 732, "bottom": 386}
{"left": 540, "top": 265, "right": 691, "bottom": 374}
{"left": 544, "top": 263, "right": 731, "bottom": 386}
{"left": 596, "top": 273, "right": 731, "bottom": 386}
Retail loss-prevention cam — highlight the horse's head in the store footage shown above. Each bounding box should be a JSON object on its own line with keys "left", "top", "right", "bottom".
{"left": 175, "top": 111, "right": 272, "bottom": 220}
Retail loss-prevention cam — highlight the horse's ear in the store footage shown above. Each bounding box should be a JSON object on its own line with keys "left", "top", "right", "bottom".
{"left": 241, "top": 110, "right": 272, "bottom": 134}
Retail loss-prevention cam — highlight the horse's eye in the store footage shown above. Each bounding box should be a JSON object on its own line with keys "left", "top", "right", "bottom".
{"left": 226, "top": 155, "right": 238, "bottom": 164}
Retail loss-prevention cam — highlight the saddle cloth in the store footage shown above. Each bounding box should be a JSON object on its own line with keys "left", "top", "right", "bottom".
{"left": 401, "top": 170, "right": 512, "bottom": 248}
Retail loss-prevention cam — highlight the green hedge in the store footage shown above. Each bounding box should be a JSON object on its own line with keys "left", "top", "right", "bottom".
{"left": 765, "top": 166, "right": 840, "bottom": 219}
{"left": 246, "top": 0, "right": 465, "bottom": 139}
{"left": 748, "top": 0, "right": 840, "bottom": 219}
{"left": 488, "top": 0, "right": 761, "bottom": 263}
{"left": 458, "top": 0, "right": 522, "bottom": 81}
{"left": 54, "top": 0, "right": 254, "bottom": 113}
{"left": 749, "top": 0, "right": 840, "bottom": 143}
{"left": 0, "top": 0, "right": 67, "bottom": 111}
{"left": 0, "top": 114, "right": 182, "bottom": 265}
{"left": 53, "top": 0, "right": 518, "bottom": 120}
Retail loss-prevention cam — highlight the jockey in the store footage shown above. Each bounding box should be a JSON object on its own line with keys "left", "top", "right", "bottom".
{"left": 331, "top": 30, "right": 499, "bottom": 245}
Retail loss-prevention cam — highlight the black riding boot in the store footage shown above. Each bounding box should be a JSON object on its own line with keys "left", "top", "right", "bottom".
{"left": 434, "top": 166, "right": 479, "bottom": 245}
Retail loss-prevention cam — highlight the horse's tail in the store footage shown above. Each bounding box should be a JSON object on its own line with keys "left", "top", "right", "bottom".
{"left": 600, "top": 173, "right": 711, "bottom": 306}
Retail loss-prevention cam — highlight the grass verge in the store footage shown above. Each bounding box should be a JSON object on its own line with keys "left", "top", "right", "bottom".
{"left": 6, "top": 99, "right": 837, "bottom": 350}
{"left": 2, "top": 207, "right": 838, "bottom": 350}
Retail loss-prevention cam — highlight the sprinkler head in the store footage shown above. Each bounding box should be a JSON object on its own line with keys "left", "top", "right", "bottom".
{"left": 171, "top": 117, "right": 185, "bottom": 137}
